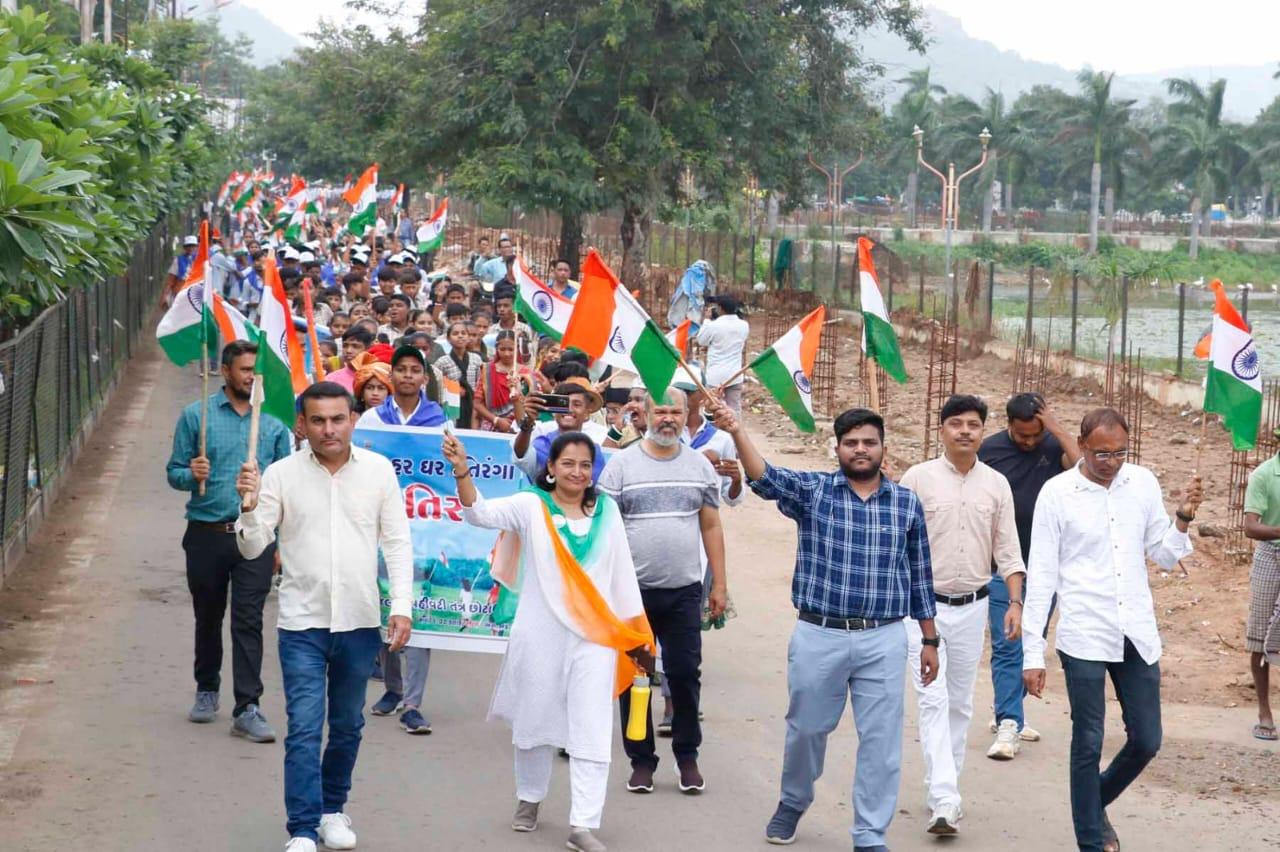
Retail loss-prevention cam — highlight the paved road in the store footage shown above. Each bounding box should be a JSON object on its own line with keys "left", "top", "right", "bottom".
{"left": 0, "top": 336, "right": 1273, "bottom": 851}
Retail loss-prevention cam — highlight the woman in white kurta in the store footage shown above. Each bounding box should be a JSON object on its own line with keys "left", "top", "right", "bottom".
{"left": 444, "top": 429, "right": 653, "bottom": 852}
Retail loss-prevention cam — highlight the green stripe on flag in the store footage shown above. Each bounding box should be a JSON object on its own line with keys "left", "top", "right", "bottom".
{"left": 417, "top": 232, "right": 444, "bottom": 253}
{"left": 863, "top": 312, "right": 907, "bottom": 383}
{"left": 1204, "top": 364, "right": 1262, "bottom": 450}
{"left": 158, "top": 307, "right": 217, "bottom": 366}
{"left": 631, "top": 320, "right": 681, "bottom": 401}
{"left": 347, "top": 204, "right": 376, "bottom": 237}
{"left": 751, "top": 348, "right": 816, "bottom": 432}
{"left": 251, "top": 327, "right": 299, "bottom": 427}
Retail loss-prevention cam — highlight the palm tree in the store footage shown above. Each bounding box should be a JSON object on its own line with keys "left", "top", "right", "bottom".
{"left": 1156, "top": 77, "right": 1247, "bottom": 258}
{"left": 1053, "top": 71, "right": 1136, "bottom": 253}
{"left": 888, "top": 68, "right": 946, "bottom": 227}
{"left": 940, "top": 88, "right": 1038, "bottom": 233}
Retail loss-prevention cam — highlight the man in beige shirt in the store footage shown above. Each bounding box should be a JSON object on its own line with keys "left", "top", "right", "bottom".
{"left": 899, "top": 394, "right": 1025, "bottom": 837}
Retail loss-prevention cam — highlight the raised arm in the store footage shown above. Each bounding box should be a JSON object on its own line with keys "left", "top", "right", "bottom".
{"left": 708, "top": 397, "right": 766, "bottom": 482}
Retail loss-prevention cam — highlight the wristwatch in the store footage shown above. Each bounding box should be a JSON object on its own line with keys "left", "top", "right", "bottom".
{"left": 921, "top": 636, "right": 941, "bottom": 648}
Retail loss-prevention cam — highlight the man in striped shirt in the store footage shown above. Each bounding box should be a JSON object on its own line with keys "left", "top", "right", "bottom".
{"left": 599, "top": 388, "right": 728, "bottom": 797}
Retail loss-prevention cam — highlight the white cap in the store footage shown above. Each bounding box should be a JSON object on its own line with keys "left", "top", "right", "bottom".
{"left": 387, "top": 252, "right": 405, "bottom": 264}
{"left": 298, "top": 251, "right": 317, "bottom": 264}
{"left": 281, "top": 247, "right": 301, "bottom": 261}
{"left": 182, "top": 235, "right": 199, "bottom": 246}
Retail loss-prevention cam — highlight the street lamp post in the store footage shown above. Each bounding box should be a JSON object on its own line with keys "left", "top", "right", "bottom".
{"left": 913, "top": 125, "right": 991, "bottom": 323}
{"left": 808, "top": 151, "right": 863, "bottom": 299}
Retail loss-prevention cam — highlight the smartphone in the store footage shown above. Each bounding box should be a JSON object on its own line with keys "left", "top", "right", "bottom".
{"left": 532, "top": 393, "right": 572, "bottom": 414}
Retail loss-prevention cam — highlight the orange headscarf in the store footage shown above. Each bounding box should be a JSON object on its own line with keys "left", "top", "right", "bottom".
{"left": 352, "top": 351, "right": 392, "bottom": 400}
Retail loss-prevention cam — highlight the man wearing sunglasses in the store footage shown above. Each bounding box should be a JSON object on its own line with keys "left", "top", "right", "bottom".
{"left": 1022, "top": 407, "right": 1202, "bottom": 852}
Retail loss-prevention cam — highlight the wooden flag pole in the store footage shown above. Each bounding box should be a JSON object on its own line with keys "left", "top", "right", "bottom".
{"left": 1194, "top": 412, "right": 1208, "bottom": 475}
{"left": 242, "top": 374, "right": 263, "bottom": 511}
{"left": 198, "top": 332, "right": 210, "bottom": 497}
{"left": 867, "top": 355, "right": 881, "bottom": 413}
{"left": 301, "top": 279, "right": 326, "bottom": 379}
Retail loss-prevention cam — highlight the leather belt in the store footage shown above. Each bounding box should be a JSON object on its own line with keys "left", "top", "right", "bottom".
{"left": 798, "top": 611, "right": 901, "bottom": 631}
{"left": 935, "top": 586, "right": 990, "bottom": 606}
{"left": 190, "top": 519, "right": 238, "bottom": 534}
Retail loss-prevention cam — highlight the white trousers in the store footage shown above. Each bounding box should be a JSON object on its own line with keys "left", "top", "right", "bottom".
{"left": 514, "top": 745, "right": 609, "bottom": 830}
{"left": 906, "top": 597, "right": 989, "bottom": 812}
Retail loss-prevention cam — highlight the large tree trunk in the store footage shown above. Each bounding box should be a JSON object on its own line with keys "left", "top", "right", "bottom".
{"left": 1087, "top": 160, "right": 1101, "bottom": 253}
{"left": 906, "top": 168, "right": 919, "bottom": 228}
{"left": 1189, "top": 195, "right": 1202, "bottom": 260}
{"left": 103, "top": 0, "right": 112, "bottom": 42}
{"left": 619, "top": 202, "right": 651, "bottom": 293}
{"left": 80, "top": 0, "right": 93, "bottom": 43}
{"left": 1104, "top": 185, "right": 1115, "bottom": 236}
{"left": 557, "top": 209, "right": 583, "bottom": 277}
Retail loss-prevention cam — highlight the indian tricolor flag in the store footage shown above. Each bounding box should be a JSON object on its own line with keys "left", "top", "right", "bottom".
{"left": 274, "top": 176, "right": 308, "bottom": 238}
{"left": 514, "top": 256, "right": 573, "bottom": 341}
{"left": 749, "top": 305, "right": 826, "bottom": 433}
{"left": 1202, "top": 278, "right": 1262, "bottom": 449}
{"left": 561, "top": 249, "right": 682, "bottom": 398}
{"left": 256, "top": 258, "right": 310, "bottom": 424}
{"left": 158, "top": 223, "right": 254, "bottom": 366}
{"left": 857, "top": 237, "right": 907, "bottom": 383}
{"left": 438, "top": 371, "right": 463, "bottom": 421}
{"left": 343, "top": 164, "right": 379, "bottom": 237}
{"left": 416, "top": 198, "right": 448, "bottom": 253}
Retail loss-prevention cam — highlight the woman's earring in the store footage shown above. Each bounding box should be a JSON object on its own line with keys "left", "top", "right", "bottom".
{"left": 545, "top": 474, "right": 556, "bottom": 484}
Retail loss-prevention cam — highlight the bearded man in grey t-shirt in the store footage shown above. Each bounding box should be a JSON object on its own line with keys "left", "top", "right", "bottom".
{"left": 598, "top": 388, "right": 728, "bottom": 797}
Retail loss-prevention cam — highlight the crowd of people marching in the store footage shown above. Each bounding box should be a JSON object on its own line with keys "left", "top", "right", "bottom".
{"left": 163, "top": 212, "right": 1222, "bottom": 852}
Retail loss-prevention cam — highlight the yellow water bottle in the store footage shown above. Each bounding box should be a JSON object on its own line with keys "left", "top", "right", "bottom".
{"left": 625, "top": 675, "right": 651, "bottom": 741}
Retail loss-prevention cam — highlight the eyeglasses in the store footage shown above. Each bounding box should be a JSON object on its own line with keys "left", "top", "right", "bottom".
{"left": 1088, "top": 448, "right": 1128, "bottom": 462}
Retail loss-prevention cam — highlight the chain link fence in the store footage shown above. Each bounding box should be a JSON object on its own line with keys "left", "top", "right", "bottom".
{"left": 0, "top": 222, "right": 171, "bottom": 582}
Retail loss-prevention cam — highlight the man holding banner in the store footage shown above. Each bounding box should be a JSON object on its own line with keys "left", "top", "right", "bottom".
{"left": 445, "top": 429, "right": 654, "bottom": 852}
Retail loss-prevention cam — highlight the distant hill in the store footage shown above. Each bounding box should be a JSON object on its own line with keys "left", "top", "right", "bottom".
{"left": 199, "top": 1, "right": 301, "bottom": 67}
{"left": 859, "top": 8, "right": 1279, "bottom": 120}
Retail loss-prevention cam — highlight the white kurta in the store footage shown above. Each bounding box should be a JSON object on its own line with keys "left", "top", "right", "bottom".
{"left": 463, "top": 491, "right": 642, "bottom": 763}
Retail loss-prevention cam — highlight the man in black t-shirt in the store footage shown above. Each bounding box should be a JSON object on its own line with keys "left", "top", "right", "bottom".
{"left": 977, "top": 392, "right": 1080, "bottom": 760}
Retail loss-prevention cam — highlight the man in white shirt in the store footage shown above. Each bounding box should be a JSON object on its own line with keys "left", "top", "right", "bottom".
{"left": 695, "top": 296, "right": 750, "bottom": 415}
{"left": 1022, "top": 407, "right": 1202, "bottom": 852}
{"left": 899, "top": 394, "right": 1024, "bottom": 836}
{"left": 235, "top": 382, "right": 414, "bottom": 852}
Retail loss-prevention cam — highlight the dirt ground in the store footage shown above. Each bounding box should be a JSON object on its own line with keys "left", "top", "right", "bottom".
{"left": 0, "top": 320, "right": 1278, "bottom": 850}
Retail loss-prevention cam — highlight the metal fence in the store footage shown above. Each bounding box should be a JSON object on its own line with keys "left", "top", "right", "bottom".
{"left": 0, "top": 223, "right": 171, "bottom": 581}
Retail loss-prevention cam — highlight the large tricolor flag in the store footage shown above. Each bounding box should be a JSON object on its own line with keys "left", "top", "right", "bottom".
{"left": 416, "top": 198, "right": 448, "bottom": 253}
{"left": 256, "top": 258, "right": 310, "bottom": 424}
{"left": 514, "top": 256, "right": 573, "bottom": 341}
{"left": 273, "top": 176, "right": 308, "bottom": 239}
{"left": 157, "top": 222, "right": 216, "bottom": 364}
{"left": 1202, "top": 278, "right": 1261, "bottom": 449}
{"left": 749, "top": 305, "right": 826, "bottom": 433}
{"left": 343, "top": 164, "right": 379, "bottom": 237}
{"left": 216, "top": 172, "right": 242, "bottom": 209}
{"left": 561, "top": 249, "right": 682, "bottom": 398}
{"left": 857, "top": 237, "right": 907, "bottom": 383}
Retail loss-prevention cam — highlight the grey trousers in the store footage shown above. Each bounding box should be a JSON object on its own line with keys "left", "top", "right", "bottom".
{"left": 780, "top": 618, "right": 906, "bottom": 849}
{"left": 380, "top": 644, "right": 432, "bottom": 709}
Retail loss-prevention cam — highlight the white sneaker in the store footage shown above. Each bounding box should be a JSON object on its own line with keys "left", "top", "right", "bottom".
{"left": 927, "top": 803, "right": 961, "bottom": 835}
{"left": 318, "top": 812, "right": 357, "bottom": 850}
{"left": 987, "top": 718, "right": 1021, "bottom": 760}
{"left": 284, "top": 839, "right": 316, "bottom": 852}
{"left": 1019, "top": 723, "right": 1042, "bottom": 742}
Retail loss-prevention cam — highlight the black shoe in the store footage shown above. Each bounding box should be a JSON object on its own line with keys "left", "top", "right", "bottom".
{"left": 626, "top": 764, "right": 655, "bottom": 793}
{"left": 766, "top": 802, "right": 804, "bottom": 845}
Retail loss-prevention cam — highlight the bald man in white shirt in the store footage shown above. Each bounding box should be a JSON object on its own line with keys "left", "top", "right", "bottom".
{"left": 1022, "top": 407, "right": 1202, "bottom": 852}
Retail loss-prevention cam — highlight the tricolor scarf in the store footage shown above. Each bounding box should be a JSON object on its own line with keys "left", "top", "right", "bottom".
{"left": 489, "top": 489, "right": 654, "bottom": 696}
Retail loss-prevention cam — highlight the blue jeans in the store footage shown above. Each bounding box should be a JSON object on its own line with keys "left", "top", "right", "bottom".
{"left": 1059, "top": 640, "right": 1162, "bottom": 852}
{"left": 278, "top": 627, "right": 382, "bottom": 841}
{"left": 779, "top": 618, "right": 906, "bottom": 849}
{"left": 988, "top": 575, "right": 1024, "bottom": 729}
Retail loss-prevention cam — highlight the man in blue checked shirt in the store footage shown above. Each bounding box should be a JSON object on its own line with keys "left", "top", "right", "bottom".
{"left": 711, "top": 402, "right": 938, "bottom": 852}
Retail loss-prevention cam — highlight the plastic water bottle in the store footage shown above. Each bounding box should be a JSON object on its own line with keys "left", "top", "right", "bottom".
{"left": 625, "top": 675, "right": 651, "bottom": 741}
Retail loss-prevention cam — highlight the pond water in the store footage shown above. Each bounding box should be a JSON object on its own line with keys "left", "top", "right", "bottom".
{"left": 991, "top": 284, "right": 1280, "bottom": 376}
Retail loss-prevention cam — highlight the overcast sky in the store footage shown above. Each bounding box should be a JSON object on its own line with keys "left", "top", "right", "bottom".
{"left": 238, "top": 0, "right": 1280, "bottom": 76}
